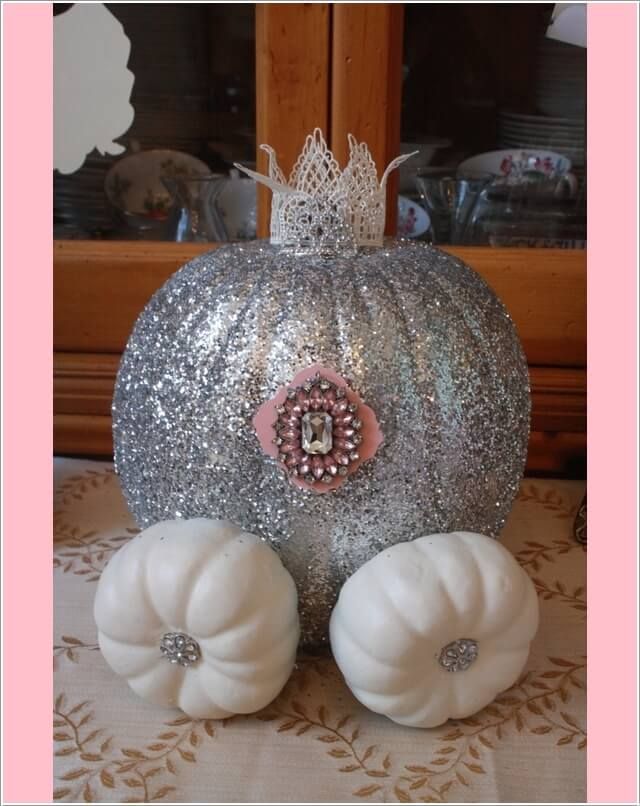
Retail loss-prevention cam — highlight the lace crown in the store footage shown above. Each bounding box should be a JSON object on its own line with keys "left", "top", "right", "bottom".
{"left": 235, "top": 128, "right": 415, "bottom": 254}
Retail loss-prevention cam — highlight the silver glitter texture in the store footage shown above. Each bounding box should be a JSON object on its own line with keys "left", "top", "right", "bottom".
{"left": 160, "top": 632, "right": 201, "bottom": 667}
{"left": 113, "top": 239, "right": 530, "bottom": 647}
{"left": 438, "top": 639, "right": 479, "bottom": 672}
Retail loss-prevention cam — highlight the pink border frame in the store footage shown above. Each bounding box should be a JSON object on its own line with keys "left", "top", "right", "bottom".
{"left": 2, "top": 4, "right": 53, "bottom": 803}
{"left": 0, "top": 4, "right": 638, "bottom": 803}
{"left": 587, "top": 4, "right": 638, "bottom": 803}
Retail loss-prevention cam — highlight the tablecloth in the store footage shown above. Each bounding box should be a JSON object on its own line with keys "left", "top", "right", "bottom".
{"left": 54, "top": 458, "right": 586, "bottom": 803}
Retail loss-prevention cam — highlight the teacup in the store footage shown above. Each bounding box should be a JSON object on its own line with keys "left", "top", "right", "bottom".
{"left": 217, "top": 175, "right": 257, "bottom": 240}
{"left": 458, "top": 149, "right": 578, "bottom": 198}
{"left": 105, "top": 149, "right": 211, "bottom": 235}
{"left": 163, "top": 173, "right": 257, "bottom": 243}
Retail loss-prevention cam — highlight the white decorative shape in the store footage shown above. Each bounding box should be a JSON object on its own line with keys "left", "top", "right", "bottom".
{"left": 546, "top": 3, "right": 586, "bottom": 48}
{"left": 54, "top": 4, "right": 135, "bottom": 174}
{"left": 94, "top": 518, "right": 300, "bottom": 718}
{"left": 259, "top": 144, "right": 288, "bottom": 245}
{"left": 329, "top": 532, "right": 539, "bottom": 728}
{"left": 234, "top": 128, "right": 416, "bottom": 252}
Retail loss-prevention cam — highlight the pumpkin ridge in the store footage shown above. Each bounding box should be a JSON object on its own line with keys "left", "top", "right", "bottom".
{"left": 134, "top": 536, "right": 168, "bottom": 633}
{"left": 198, "top": 251, "right": 274, "bottom": 390}
{"left": 374, "top": 539, "right": 464, "bottom": 639}
{"left": 93, "top": 541, "right": 164, "bottom": 642}
{"left": 503, "top": 561, "right": 532, "bottom": 639}
{"left": 345, "top": 262, "right": 376, "bottom": 391}
{"left": 371, "top": 558, "right": 428, "bottom": 645}
{"left": 351, "top": 679, "right": 444, "bottom": 724}
{"left": 375, "top": 270, "right": 425, "bottom": 404}
{"left": 200, "top": 641, "right": 297, "bottom": 686}
{"left": 376, "top": 270, "right": 449, "bottom": 527}
{"left": 449, "top": 646, "right": 530, "bottom": 716}
{"left": 448, "top": 533, "right": 489, "bottom": 636}
{"left": 457, "top": 532, "right": 530, "bottom": 639}
{"left": 144, "top": 527, "right": 231, "bottom": 630}
{"left": 97, "top": 632, "right": 163, "bottom": 679}
{"left": 331, "top": 618, "right": 418, "bottom": 691}
{"left": 396, "top": 680, "right": 456, "bottom": 727}
{"left": 127, "top": 656, "right": 185, "bottom": 703}
{"left": 428, "top": 270, "right": 506, "bottom": 531}
{"left": 485, "top": 570, "right": 539, "bottom": 651}
{"left": 195, "top": 661, "right": 288, "bottom": 715}
{"left": 176, "top": 667, "right": 232, "bottom": 719}
{"left": 240, "top": 581, "right": 300, "bottom": 649}
{"left": 330, "top": 595, "right": 410, "bottom": 672}
{"left": 198, "top": 580, "right": 298, "bottom": 657}
{"left": 183, "top": 531, "right": 269, "bottom": 636}
{"left": 410, "top": 537, "right": 479, "bottom": 632}
{"left": 96, "top": 627, "right": 159, "bottom": 653}
{"left": 321, "top": 255, "right": 353, "bottom": 373}
{"left": 328, "top": 262, "right": 373, "bottom": 392}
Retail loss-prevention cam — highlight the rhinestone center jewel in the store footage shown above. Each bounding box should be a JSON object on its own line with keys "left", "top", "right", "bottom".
{"left": 438, "top": 638, "right": 479, "bottom": 672}
{"left": 160, "top": 632, "right": 201, "bottom": 667}
{"left": 269, "top": 371, "right": 364, "bottom": 487}
{"left": 301, "top": 412, "right": 333, "bottom": 455}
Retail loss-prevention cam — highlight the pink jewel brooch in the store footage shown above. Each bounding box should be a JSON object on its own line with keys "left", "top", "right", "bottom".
{"left": 253, "top": 364, "right": 383, "bottom": 493}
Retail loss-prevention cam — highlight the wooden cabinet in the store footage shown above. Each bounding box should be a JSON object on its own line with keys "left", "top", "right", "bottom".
{"left": 53, "top": 3, "right": 586, "bottom": 476}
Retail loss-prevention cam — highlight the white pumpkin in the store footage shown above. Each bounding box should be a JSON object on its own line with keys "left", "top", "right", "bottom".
{"left": 329, "top": 532, "right": 538, "bottom": 728}
{"left": 94, "top": 518, "right": 299, "bottom": 718}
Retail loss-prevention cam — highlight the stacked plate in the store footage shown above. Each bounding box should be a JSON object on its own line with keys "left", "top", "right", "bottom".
{"left": 498, "top": 110, "right": 585, "bottom": 178}
{"left": 54, "top": 153, "right": 117, "bottom": 237}
{"left": 535, "top": 38, "right": 586, "bottom": 120}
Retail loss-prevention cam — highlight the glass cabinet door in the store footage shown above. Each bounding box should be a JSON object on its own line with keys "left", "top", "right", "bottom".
{"left": 398, "top": 4, "right": 586, "bottom": 248}
{"left": 54, "top": 3, "right": 256, "bottom": 242}
{"left": 54, "top": 4, "right": 586, "bottom": 249}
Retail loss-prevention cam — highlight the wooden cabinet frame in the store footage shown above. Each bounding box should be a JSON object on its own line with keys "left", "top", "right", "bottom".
{"left": 53, "top": 4, "right": 586, "bottom": 476}
{"left": 255, "top": 4, "right": 404, "bottom": 235}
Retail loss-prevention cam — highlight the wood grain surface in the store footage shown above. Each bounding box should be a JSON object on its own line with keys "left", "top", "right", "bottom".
{"left": 255, "top": 3, "right": 331, "bottom": 237}
{"left": 330, "top": 4, "right": 404, "bottom": 235}
{"left": 53, "top": 241, "right": 586, "bottom": 367}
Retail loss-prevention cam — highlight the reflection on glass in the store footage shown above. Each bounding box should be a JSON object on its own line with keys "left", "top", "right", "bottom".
{"left": 462, "top": 177, "right": 587, "bottom": 248}
{"left": 400, "top": 4, "right": 586, "bottom": 247}
{"left": 53, "top": 3, "right": 256, "bottom": 240}
{"left": 163, "top": 175, "right": 228, "bottom": 243}
{"left": 415, "top": 169, "right": 493, "bottom": 245}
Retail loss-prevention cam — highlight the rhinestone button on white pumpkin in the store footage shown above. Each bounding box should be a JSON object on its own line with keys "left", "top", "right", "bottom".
{"left": 329, "top": 532, "right": 539, "bottom": 728}
{"left": 94, "top": 518, "right": 300, "bottom": 719}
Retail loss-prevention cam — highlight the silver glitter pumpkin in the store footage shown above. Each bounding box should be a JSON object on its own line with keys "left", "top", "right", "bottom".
{"left": 113, "top": 133, "right": 530, "bottom": 646}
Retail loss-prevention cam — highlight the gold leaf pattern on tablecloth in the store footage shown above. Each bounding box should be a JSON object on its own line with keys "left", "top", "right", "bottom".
{"left": 259, "top": 690, "right": 392, "bottom": 782}
{"left": 53, "top": 459, "right": 587, "bottom": 803}
{"left": 516, "top": 483, "right": 577, "bottom": 519}
{"left": 530, "top": 579, "right": 587, "bottom": 613}
{"left": 53, "top": 695, "right": 217, "bottom": 803}
{"left": 393, "top": 659, "right": 586, "bottom": 803}
{"left": 515, "top": 538, "right": 585, "bottom": 572}
{"left": 512, "top": 483, "right": 587, "bottom": 615}
{"left": 254, "top": 654, "right": 586, "bottom": 803}
{"left": 54, "top": 636, "right": 100, "bottom": 665}
{"left": 55, "top": 468, "right": 116, "bottom": 507}
{"left": 53, "top": 527, "right": 135, "bottom": 582}
{"left": 54, "top": 467, "right": 139, "bottom": 581}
